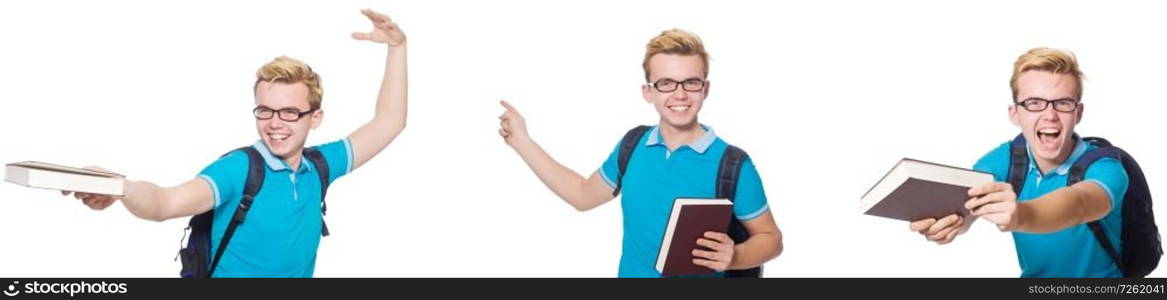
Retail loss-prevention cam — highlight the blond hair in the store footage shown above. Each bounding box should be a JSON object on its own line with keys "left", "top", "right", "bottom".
{"left": 1010, "top": 47, "right": 1084, "bottom": 101}
{"left": 642, "top": 29, "right": 710, "bottom": 82}
{"left": 254, "top": 56, "right": 323, "bottom": 110}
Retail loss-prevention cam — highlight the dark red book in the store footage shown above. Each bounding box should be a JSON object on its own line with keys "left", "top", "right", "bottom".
{"left": 861, "top": 158, "right": 994, "bottom": 221}
{"left": 655, "top": 198, "right": 733, "bottom": 277}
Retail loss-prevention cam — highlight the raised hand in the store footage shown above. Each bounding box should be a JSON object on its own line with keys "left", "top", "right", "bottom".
{"left": 498, "top": 100, "right": 531, "bottom": 147}
{"left": 351, "top": 9, "right": 406, "bottom": 46}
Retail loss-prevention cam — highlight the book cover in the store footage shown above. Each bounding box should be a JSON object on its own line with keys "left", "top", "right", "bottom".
{"left": 655, "top": 198, "right": 734, "bottom": 277}
{"left": 861, "top": 158, "right": 993, "bottom": 222}
{"left": 5, "top": 161, "right": 125, "bottom": 196}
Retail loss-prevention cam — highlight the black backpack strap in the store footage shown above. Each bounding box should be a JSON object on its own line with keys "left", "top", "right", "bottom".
{"left": 1067, "top": 138, "right": 1125, "bottom": 273}
{"left": 612, "top": 125, "right": 651, "bottom": 196}
{"left": 209, "top": 146, "right": 266, "bottom": 277}
{"left": 716, "top": 146, "right": 747, "bottom": 201}
{"left": 302, "top": 147, "right": 332, "bottom": 237}
{"left": 1067, "top": 139, "right": 1118, "bottom": 186}
{"left": 1007, "top": 134, "right": 1029, "bottom": 196}
{"left": 716, "top": 145, "right": 761, "bottom": 278}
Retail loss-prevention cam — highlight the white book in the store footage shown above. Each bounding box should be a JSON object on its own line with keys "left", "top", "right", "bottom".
{"left": 5, "top": 161, "right": 125, "bottom": 196}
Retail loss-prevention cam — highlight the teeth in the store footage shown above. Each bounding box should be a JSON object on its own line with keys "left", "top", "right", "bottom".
{"left": 1038, "top": 128, "right": 1060, "bottom": 135}
{"left": 269, "top": 134, "right": 290, "bottom": 141}
{"left": 668, "top": 105, "right": 690, "bottom": 112}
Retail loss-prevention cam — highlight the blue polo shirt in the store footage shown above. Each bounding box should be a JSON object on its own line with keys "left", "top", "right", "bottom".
{"left": 598, "top": 125, "right": 770, "bottom": 278}
{"left": 972, "top": 135, "right": 1128, "bottom": 278}
{"left": 196, "top": 138, "right": 353, "bottom": 277}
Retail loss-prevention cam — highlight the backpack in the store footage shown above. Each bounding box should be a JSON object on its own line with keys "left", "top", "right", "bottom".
{"left": 613, "top": 125, "right": 761, "bottom": 278}
{"left": 1006, "top": 134, "right": 1162, "bottom": 277}
{"left": 177, "top": 146, "right": 333, "bottom": 278}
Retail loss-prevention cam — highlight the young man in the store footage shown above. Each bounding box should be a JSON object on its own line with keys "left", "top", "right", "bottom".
{"left": 498, "top": 29, "right": 782, "bottom": 277}
{"left": 63, "top": 9, "right": 408, "bottom": 277}
{"left": 910, "top": 48, "right": 1129, "bottom": 277}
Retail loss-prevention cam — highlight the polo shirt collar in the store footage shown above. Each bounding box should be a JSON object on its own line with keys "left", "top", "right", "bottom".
{"left": 645, "top": 124, "right": 718, "bottom": 154}
{"left": 251, "top": 140, "right": 313, "bottom": 173}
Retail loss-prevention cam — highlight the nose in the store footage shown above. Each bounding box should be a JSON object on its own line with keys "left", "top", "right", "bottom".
{"left": 669, "top": 88, "right": 689, "bottom": 102}
{"left": 263, "top": 118, "right": 288, "bottom": 131}
{"left": 1038, "top": 105, "right": 1060, "bottom": 122}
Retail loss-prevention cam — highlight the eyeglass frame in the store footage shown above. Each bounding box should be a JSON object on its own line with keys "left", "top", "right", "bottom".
{"left": 646, "top": 77, "right": 708, "bottom": 93}
{"left": 252, "top": 105, "right": 318, "bottom": 122}
{"left": 1014, "top": 97, "right": 1081, "bottom": 113}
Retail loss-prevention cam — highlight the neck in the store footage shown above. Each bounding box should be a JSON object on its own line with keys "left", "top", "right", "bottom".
{"left": 658, "top": 121, "right": 705, "bottom": 151}
{"left": 281, "top": 151, "right": 303, "bottom": 172}
{"left": 1032, "top": 141, "right": 1075, "bottom": 175}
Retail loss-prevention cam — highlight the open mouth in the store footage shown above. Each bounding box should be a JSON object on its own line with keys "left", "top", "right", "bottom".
{"left": 1035, "top": 127, "right": 1062, "bottom": 150}
{"left": 666, "top": 104, "right": 691, "bottom": 112}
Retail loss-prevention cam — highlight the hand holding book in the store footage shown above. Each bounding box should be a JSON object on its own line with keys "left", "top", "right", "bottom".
{"left": 692, "top": 231, "right": 735, "bottom": 272}
{"left": 862, "top": 158, "right": 994, "bottom": 245}
{"left": 861, "top": 158, "right": 993, "bottom": 222}
{"left": 909, "top": 213, "right": 968, "bottom": 245}
{"left": 908, "top": 181, "right": 1019, "bottom": 244}
{"left": 60, "top": 165, "right": 122, "bottom": 210}
{"left": 53, "top": 164, "right": 121, "bottom": 208}
{"left": 965, "top": 182, "right": 1021, "bottom": 232}
{"left": 656, "top": 198, "right": 734, "bottom": 276}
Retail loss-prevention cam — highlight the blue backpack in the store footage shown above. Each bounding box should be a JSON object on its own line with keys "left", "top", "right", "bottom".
{"left": 177, "top": 146, "right": 333, "bottom": 278}
{"left": 1006, "top": 134, "right": 1162, "bottom": 277}
{"left": 614, "top": 125, "right": 760, "bottom": 278}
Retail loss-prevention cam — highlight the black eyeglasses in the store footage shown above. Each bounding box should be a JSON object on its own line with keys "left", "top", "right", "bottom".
{"left": 648, "top": 78, "right": 706, "bottom": 92}
{"left": 1015, "top": 98, "right": 1080, "bottom": 113}
{"left": 253, "top": 106, "right": 317, "bottom": 122}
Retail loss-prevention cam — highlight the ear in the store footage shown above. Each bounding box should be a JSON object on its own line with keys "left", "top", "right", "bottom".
{"left": 1075, "top": 102, "right": 1084, "bottom": 124}
{"left": 642, "top": 84, "right": 653, "bottom": 104}
{"left": 703, "top": 80, "right": 711, "bottom": 98}
{"left": 1008, "top": 104, "right": 1020, "bottom": 127}
{"left": 310, "top": 109, "right": 324, "bottom": 129}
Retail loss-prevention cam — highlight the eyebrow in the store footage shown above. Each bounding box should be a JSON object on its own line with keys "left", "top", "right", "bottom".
{"left": 255, "top": 105, "right": 311, "bottom": 111}
{"left": 653, "top": 77, "right": 705, "bottom": 82}
{"left": 1021, "top": 97, "right": 1078, "bottom": 102}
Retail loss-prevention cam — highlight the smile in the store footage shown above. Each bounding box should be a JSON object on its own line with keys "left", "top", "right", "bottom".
{"left": 268, "top": 133, "right": 291, "bottom": 141}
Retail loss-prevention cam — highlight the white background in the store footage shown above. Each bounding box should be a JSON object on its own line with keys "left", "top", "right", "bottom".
{"left": 1, "top": 0, "right": 1163, "bottom": 277}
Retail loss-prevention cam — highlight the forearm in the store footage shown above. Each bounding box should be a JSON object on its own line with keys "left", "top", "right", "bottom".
{"left": 120, "top": 180, "right": 171, "bottom": 222}
{"left": 510, "top": 138, "right": 593, "bottom": 210}
{"left": 729, "top": 231, "right": 782, "bottom": 270}
{"left": 373, "top": 44, "right": 408, "bottom": 133}
{"left": 1015, "top": 184, "right": 1111, "bottom": 233}
{"left": 348, "top": 44, "right": 408, "bottom": 169}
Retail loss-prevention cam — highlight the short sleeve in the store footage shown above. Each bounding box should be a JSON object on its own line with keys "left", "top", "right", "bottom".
{"left": 197, "top": 150, "right": 248, "bottom": 210}
{"left": 310, "top": 138, "right": 354, "bottom": 184}
{"left": 733, "top": 158, "right": 769, "bottom": 221}
{"left": 973, "top": 142, "right": 1012, "bottom": 182}
{"left": 1083, "top": 157, "right": 1129, "bottom": 211}
{"left": 597, "top": 137, "right": 623, "bottom": 189}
